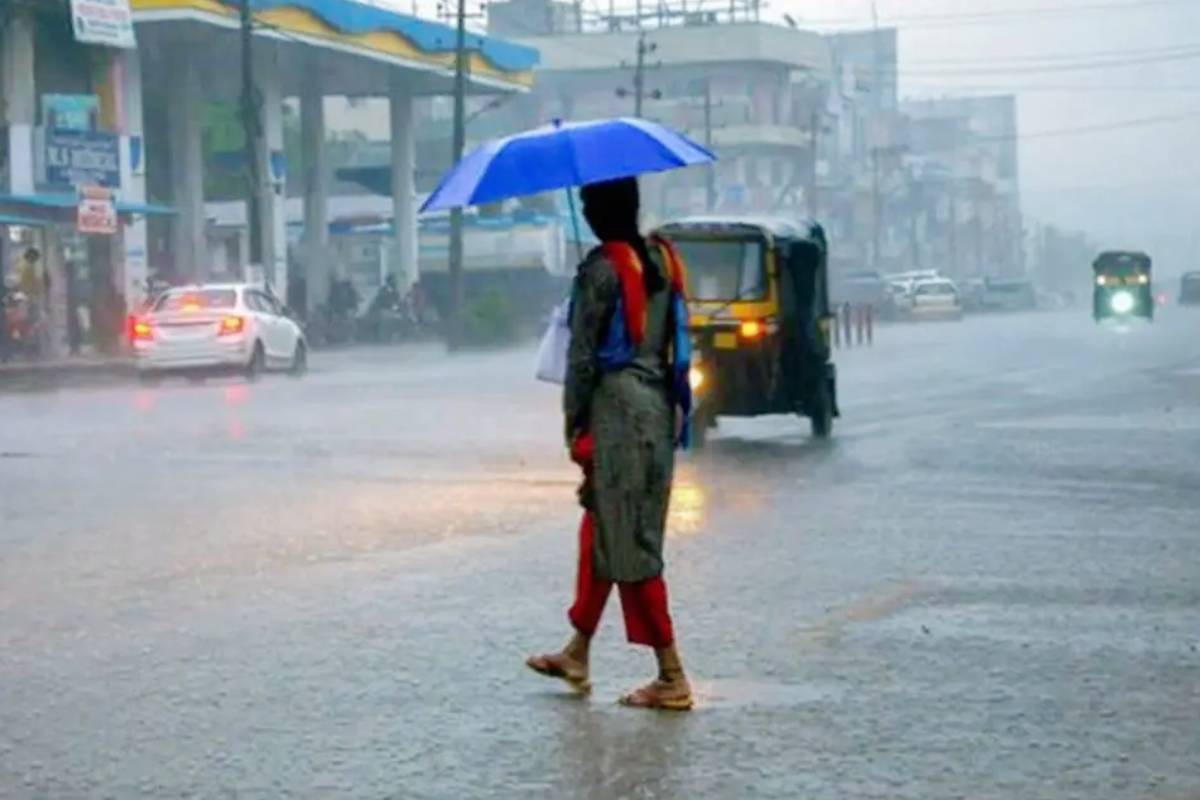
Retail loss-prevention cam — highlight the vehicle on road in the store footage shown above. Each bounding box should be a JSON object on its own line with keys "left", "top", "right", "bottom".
{"left": 130, "top": 284, "right": 307, "bottom": 382}
{"left": 656, "top": 216, "right": 838, "bottom": 447}
{"left": 1179, "top": 271, "right": 1200, "bottom": 306}
{"left": 976, "top": 278, "right": 1038, "bottom": 312}
{"left": 905, "top": 278, "right": 964, "bottom": 321}
{"left": 1093, "top": 250, "right": 1152, "bottom": 323}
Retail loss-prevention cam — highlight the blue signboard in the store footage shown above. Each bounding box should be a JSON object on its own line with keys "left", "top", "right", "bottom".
{"left": 43, "top": 94, "right": 99, "bottom": 132}
{"left": 44, "top": 128, "right": 121, "bottom": 189}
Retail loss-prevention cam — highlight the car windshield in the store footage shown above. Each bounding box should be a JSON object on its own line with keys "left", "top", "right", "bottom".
{"left": 673, "top": 238, "right": 766, "bottom": 302}
{"left": 916, "top": 282, "right": 956, "bottom": 296}
{"left": 155, "top": 289, "right": 238, "bottom": 312}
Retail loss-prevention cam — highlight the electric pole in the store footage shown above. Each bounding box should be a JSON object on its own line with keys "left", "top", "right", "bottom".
{"left": 618, "top": 32, "right": 659, "bottom": 117}
{"left": 704, "top": 78, "right": 716, "bottom": 211}
{"left": 448, "top": 0, "right": 468, "bottom": 349}
{"left": 239, "top": 0, "right": 264, "bottom": 272}
{"left": 808, "top": 108, "right": 819, "bottom": 219}
{"left": 870, "top": 0, "right": 881, "bottom": 272}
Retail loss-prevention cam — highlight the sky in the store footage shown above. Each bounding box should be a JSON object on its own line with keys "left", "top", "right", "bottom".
{"left": 377, "top": 0, "right": 1200, "bottom": 273}
{"left": 797, "top": 0, "right": 1200, "bottom": 273}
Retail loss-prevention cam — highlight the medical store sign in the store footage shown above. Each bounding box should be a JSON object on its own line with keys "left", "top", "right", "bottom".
{"left": 70, "top": 0, "right": 136, "bottom": 49}
{"left": 43, "top": 129, "right": 122, "bottom": 189}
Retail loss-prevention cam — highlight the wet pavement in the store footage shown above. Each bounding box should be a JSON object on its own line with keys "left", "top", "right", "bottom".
{"left": 2, "top": 310, "right": 1198, "bottom": 799}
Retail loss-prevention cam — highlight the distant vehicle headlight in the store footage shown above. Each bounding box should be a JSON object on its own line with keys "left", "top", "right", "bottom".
{"left": 1096, "top": 275, "right": 1108, "bottom": 286}
{"left": 689, "top": 366, "right": 705, "bottom": 391}
{"left": 1110, "top": 290, "right": 1136, "bottom": 314}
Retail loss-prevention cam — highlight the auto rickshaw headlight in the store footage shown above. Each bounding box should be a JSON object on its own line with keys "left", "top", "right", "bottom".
{"left": 1110, "top": 290, "right": 1136, "bottom": 314}
{"left": 739, "top": 320, "right": 765, "bottom": 339}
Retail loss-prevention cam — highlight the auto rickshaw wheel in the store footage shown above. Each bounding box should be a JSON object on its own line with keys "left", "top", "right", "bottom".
{"left": 810, "top": 380, "right": 834, "bottom": 439}
{"left": 690, "top": 408, "right": 710, "bottom": 450}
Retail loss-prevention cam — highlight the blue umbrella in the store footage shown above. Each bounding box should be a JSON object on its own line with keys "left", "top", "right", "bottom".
{"left": 420, "top": 117, "right": 715, "bottom": 213}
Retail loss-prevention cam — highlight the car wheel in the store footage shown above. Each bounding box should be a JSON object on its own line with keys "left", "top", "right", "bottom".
{"left": 245, "top": 342, "right": 265, "bottom": 382}
{"left": 288, "top": 341, "right": 308, "bottom": 378}
{"left": 810, "top": 379, "right": 834, "bottom": 439}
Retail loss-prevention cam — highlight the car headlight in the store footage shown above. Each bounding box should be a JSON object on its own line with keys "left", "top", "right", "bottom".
{"left": 1110, "top": 290, "right": 1136, "bottom": 314}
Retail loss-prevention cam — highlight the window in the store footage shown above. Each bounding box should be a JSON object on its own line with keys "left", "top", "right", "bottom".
{"left": 673, "top": 239, "right": 766, "bottom": 301}
{"left": 155, "top": 289, "right": 237, "bottom": 312}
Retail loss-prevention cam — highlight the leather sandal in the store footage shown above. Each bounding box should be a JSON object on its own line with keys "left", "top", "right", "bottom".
{"left": 619, "top": 679, "right": 694, "bottom": 711}
{"left": 526, "top": 652, "right": 591, "bottom": 693}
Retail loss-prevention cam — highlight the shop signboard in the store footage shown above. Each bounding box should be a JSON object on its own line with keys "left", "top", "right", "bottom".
{"left": 70, "top": 0, "right": 136, "bottom": 49}
{"left": 77, "top": 186, "right": 118, "bottom": 235}
{"left": 43, "top": 95, "right": 99, "bottom": 132}
{"left": 44, "top": 129, "right": 121, "bottom": 189}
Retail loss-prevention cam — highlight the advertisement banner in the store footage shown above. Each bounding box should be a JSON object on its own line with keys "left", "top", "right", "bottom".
{"left": 70, "top": 0, "right": 136, "bottom": 49}
{"left": 44, "top": 129, "right": 121, "bottom": 189}
{"left": 77, "top": 186, "right": 117, "bottom": 235}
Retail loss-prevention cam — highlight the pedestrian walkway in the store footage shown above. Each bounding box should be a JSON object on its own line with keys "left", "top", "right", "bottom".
{"left": 0, "top": 353, "right": 133, "bottom": 388}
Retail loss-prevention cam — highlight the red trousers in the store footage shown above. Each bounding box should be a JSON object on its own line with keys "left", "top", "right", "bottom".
{"left": 567, "top": 511, "right": 675, "bottom": 649}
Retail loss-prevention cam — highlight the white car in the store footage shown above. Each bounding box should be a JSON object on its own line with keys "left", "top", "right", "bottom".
{"left": 907, "top": 279, "right": 964, "bottom": 321}
{"left": 131, "top": 283, "right": 307, "bottom": 381}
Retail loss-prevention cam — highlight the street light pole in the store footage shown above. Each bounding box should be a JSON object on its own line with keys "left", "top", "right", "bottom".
{"left": 239, "top": 0, "right": 264, "bottom": 272}
{"left": 448, "top": 0, "right": 468, "bottom": 349}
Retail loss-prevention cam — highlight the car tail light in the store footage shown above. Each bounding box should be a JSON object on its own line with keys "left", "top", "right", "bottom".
{"left": 130, "top": 318, "right": 153, "bottom": 341}
{"left": 218, "top": 316, "right": 245, "bottom": 336}
{"left": 739, "top": 319, "right": 765, "bottom": 340}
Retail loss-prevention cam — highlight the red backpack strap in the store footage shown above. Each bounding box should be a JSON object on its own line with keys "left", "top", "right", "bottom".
{"left": 600, "top": 241, "right": 647, "bottom": 344}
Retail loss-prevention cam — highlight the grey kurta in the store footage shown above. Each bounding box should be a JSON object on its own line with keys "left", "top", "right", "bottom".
{"left": 564, "top": 247, "right": 675, "bottom": 583}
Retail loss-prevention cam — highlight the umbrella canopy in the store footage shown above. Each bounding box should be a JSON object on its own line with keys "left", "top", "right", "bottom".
{"left": 421, "top": 117, "right": 715, "bottom": 213}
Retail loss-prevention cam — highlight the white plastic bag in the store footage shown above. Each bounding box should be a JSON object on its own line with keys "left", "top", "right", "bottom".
{"left": 535, "top": 299, "right": 571, "bottom": 384}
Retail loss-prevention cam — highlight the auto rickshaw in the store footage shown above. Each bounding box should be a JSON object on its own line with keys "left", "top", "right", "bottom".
{"left": 1179, "top": 271, "right": 1200, "bottom": 306}
{"left": 1093, "top": 250, "right": 1153, "bottom": 322}
{"left": 655, "top": 217, "right": 838, "bottom": 447}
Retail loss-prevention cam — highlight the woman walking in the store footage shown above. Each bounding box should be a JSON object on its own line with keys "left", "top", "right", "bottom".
{"left": 526, "top": 177, "right": 694, "bottom": 711}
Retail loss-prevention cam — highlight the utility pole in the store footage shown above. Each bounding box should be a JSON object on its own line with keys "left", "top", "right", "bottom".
{"left": 620, "top": 32, "right": 659, "bottom": 117}
{"left": 447, "top": 0, "right": 469, "bottom": 350}
{"left": 239, "top": 0, "right": 264, "bottom": 271}
{"left": 808, "top": 108, "right": 819, "bottom": 219}
{"left": 870, "top": 0, "right": 881, "bottom": 272}
{"left": 704, "top": 77, "right": 716, "bottom": 211}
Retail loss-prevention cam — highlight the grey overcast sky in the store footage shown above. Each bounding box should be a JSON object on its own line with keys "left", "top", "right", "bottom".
{"left": 386, "top": 0, "right": 1200, "bottom": 271}
{"left": 796, "top": 0, "right": 1200, "bottom": 272}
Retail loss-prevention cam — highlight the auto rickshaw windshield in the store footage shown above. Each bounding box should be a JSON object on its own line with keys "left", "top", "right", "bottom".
{"left": 672, "top": 238, "right": 767, "bottom": 302}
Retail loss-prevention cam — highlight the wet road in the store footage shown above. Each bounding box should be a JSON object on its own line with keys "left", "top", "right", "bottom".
{"left": 2, "top": 310, "right": 1198, "bottom": 799}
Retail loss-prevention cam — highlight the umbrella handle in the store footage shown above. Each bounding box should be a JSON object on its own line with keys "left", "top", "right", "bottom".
{"left": 565, "top": 188, "right": 584, "bottom": 264}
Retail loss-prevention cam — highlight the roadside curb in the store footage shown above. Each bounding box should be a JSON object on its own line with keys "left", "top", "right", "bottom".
{"left": 0, "top": 359, "right": 136, "bottom": 390}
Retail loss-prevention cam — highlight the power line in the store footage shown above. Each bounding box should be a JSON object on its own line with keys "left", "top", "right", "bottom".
{"left": 902, "top": 48, "right": 1200, "bottom": 76}
{"left": 905, "top": 41, "right": 1200, "bottom": 67}
{"left": 804, "top": 0, "right": 1194, "bottom": 30}
{"left": 918, "top": 109, "right": 1200, "bottom": 154}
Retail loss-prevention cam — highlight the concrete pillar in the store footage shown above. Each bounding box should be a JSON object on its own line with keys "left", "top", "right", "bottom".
{"left": 115, "top": 48, "right": 148, "bottom": 308}
{"left": 1, "top": 10, "right": 36, "bottom": 195}
{"left": 167, "top": 44, "right": 207, "bottom": 281}
{"left": 299, "top": 60, "right": 329, "bottom": 314}
{"left": 254, "top": 45, "right": 288, "bottom": 293}
{"left": 389, "top": 76, "right": 418, "bottom": 287}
